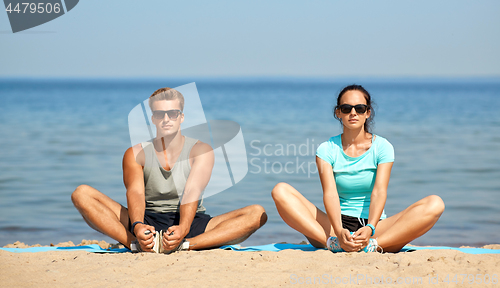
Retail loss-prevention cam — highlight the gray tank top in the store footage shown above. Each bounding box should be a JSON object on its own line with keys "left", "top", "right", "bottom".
{"left": 141, "top": 136, "right": 206, "bottom": 214}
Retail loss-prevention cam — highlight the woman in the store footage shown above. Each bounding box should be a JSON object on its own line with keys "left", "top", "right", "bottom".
{"left": 271, "top": 84, "right": 444, "bottom": 252}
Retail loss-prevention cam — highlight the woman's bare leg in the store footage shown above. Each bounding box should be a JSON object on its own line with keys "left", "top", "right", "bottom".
{"left": 71, "top": 184, "right": 135, "bottom": 248}
{"left": 373, "top": 195, "right": 445, "bottom": 252}
{"left": 271, "top": 182, "right": 333, "bottom": 248}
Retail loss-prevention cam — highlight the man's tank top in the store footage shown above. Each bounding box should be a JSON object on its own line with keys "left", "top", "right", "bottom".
{"left": 141, "top": 136, "right": 206, "bottom": 214}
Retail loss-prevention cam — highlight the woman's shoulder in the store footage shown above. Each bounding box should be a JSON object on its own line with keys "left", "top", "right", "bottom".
{"left": 374, "top": 134, "right": 393, "bottom": 147}
{"left": 323, "top": 134, "right": 342, "bottom": 143}
{"left": 373, "top": 134, "right": 395, "bottom": 162}
{"left": 316, "top": 134, "right": 341, "bottom": 155}
{"left": 318, "top": 134, "right": 341, "bottom": 147}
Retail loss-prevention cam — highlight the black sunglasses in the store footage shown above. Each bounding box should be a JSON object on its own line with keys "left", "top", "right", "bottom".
{"left": 338, "top": 104, "right": 369, "bottom": 114}
{"left": 152, "top": 109, "right": 182, "bottom": 120}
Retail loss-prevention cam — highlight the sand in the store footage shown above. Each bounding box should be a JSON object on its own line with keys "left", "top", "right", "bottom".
{"left": 1, "top": 241, "right": 499, "bottom": 287}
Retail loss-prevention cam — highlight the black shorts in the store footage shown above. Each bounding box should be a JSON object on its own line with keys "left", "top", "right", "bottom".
{"left": 130, "top": 211, "right": 212, "bottom": 238}
{"left": 341, "top": 214, "right": 382, "bottom": 232}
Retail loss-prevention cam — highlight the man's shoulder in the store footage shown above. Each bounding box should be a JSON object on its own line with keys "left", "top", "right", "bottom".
{"left": 124, "top": 143, "right": 146, "bottom": 166}
{"left": 190, "top": 140, "right": 213, "bottom": 158}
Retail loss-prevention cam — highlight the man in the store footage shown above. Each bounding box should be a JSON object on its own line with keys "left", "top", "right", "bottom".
{"left": 72, "top": 87, "right": 267, "bottom": 252}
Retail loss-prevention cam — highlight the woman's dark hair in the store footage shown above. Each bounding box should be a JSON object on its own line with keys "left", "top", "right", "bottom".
{"left": 333, "top": 84, "right": 375, "bottom": 133}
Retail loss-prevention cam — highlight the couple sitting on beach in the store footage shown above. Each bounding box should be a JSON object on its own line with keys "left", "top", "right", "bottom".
{"left": 71, "top": 85, "right": 444, "bottom": 253}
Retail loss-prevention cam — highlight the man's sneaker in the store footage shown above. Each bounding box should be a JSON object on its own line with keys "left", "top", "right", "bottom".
{"left": 156, "top": 231, "right": 190, "bottom": 254}
{"left": 131, "top": 230, "right": 190, "bottom": 254}
{"left": 326, "top": 236, "right": 344, "bottom": 253}
{"left": 362, "top": 238, "right": 383, "bottom": 253}
{"left": 130, "top": 240, "right": 144, "bottom": 253}
{"left": 153, "top": 231, "right": 162, "bottom": 253}
{"left": 164, "top": 238, "right": 190, "bottom": 254}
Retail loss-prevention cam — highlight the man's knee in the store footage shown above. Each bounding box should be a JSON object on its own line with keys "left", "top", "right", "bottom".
{"left": 246, "top": 204, "right": 267, "bottom": 228}
{"left": 71, "top": 184, "right": 93, "bottom": 207}
{"left": 247, "top": 204, "right": 265, "bottom": 213}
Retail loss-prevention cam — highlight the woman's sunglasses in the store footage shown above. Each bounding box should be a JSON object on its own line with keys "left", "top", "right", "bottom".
{"left": 337, "top": 104, "right": 369, "bottom": 114}
{"left": 152, "top": 109, "right": 182, "bottom": 120}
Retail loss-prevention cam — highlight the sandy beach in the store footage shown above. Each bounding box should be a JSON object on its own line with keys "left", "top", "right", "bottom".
{"left": 1, "top": 241, "right": 499, "bottom": 287}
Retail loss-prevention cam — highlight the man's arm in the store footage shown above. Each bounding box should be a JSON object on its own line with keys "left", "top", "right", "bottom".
{"left": 163, "top": 141, "right": 214, "bottom": 250}
{"left": 123, "top": 146, "right": 155, "bottom": 251}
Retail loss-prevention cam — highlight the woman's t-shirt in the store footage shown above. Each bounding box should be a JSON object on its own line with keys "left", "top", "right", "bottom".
{"left": 316, "top": 134, "right": 394, "bottom": 219}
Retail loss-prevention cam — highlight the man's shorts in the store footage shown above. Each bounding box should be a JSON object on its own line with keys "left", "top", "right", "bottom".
{"left": 341, "top": 214, "right": 382, "bottom": 233}
{"left": 130, "top": 210, "right": 212, "bottom": 238}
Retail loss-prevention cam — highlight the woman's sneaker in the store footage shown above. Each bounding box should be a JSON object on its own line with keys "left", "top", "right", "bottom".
{"left": 362, "top": 238, "right": 383, "bottom": 253}
{"left": 326, "top": 236, "right": 344, "bottom": 253}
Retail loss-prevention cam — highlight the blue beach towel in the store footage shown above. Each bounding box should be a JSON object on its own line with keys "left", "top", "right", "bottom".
{"left": 0, "top": 244, "right": 129, "bottom": 253}
{"left": 1, "top": 243, "right": 499, "bottom": 255}
{"left": 220, "top": 243, "right": 500, "bottom": 255}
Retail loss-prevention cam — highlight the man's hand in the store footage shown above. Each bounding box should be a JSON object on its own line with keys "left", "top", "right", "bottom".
{"left": 134, "top": 223, "right": 156, "bottom": 252}
{"left": 338, "top": 228, "right": 362, "bottom": 252}
{"left": 352, "top": 226, "right": 372, "bottom": 250}
{"left": 162, "top": 225, "right": 187, "bottom": 251}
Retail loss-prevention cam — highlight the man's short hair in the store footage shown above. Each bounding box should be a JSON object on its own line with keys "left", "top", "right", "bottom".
{"left": 149, "top": 88, "right": 185, "bottom": 111}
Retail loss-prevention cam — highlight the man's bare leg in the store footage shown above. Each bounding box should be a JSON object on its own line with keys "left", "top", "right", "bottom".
{"left": 186, "top": 204, "right": 267, "bottom": 250}
{"left": 71, "top": 184, "right": 135, "bottom": 248}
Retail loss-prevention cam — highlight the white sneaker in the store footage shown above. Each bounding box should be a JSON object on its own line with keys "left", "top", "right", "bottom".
{"left": 326, "top": 236, "right": 344, "bottom": 253}
{"left": 164, "top": 238, "right": 190, "bottom": 254}
{"left": 130, "top": 240, "right": 144, "bottom": 253}
{"left": 153, "top": 231, "right": 162, "bottom": 253}
{"left": 156, "top": 230, "right": 190, "bottom": 254}
{"left": 131, "top": 235, "right": 190, "bottom": 254}
{"left": 362, "top": 238, "right": 383, "bottom": 253}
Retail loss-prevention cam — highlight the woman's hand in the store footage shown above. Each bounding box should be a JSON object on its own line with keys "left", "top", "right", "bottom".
{"left": 338, "top": 228, "right": 362, "bottom": 252}
{"left": 352, "top": 226, "right": 372, "bottom": 250}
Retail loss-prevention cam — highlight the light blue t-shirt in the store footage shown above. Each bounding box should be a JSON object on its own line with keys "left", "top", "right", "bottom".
{"left": 316, "top": 134, "right": 394, "bottom": 219}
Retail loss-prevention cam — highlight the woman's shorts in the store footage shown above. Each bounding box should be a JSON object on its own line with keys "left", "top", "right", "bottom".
{"left": 130, "top": 210, "right": 212, "bottom": 238}
{"left": 341, "top": 214, "right": 382, "bottom": 232}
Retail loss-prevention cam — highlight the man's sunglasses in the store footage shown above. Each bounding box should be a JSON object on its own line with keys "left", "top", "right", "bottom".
{"left": 337, "top": 104, "right": 369, "bottom": 114}
{"left": 152, "top": 109, "right": 182, "bottom": 120}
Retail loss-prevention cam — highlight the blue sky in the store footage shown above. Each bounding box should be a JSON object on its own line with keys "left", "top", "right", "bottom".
{"left": 1, "top": 0, "right": 499, "bottom": 78}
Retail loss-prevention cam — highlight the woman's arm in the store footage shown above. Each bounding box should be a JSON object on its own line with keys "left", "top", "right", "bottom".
{"left": 317, "top": 156, "right": 360, "bottom": 251}
{"left": 317, "top": 156, "right": 342, "bottom": 235}
{"left": 368, "top": 162, "right": 393, "bottom": 227}
{"left": 353, "top": 162, "right": 393, "bottom": 243}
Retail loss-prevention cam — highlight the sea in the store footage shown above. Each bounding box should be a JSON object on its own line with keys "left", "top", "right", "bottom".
{"left": 1, "top": 78, "right": 499, "bottom": 248}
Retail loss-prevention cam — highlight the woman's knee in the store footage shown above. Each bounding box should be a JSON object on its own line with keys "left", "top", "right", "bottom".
{"left": 271, "top": 182, "right": 292, "bottom": 201}
{"left": 425, "top": 195, "right": 445, "bottom": 216}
